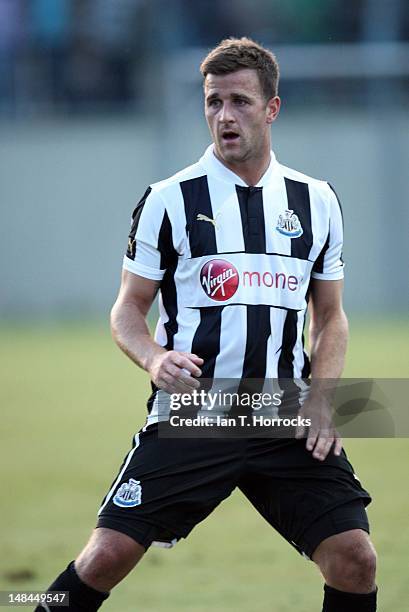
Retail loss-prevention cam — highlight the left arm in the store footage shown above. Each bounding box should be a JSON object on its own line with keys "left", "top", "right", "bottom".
{"left": 309, "top": 278, "right": 348, "bottom": 380}
{"left": 297, "top": 278, "right": 348, "bottom": 460}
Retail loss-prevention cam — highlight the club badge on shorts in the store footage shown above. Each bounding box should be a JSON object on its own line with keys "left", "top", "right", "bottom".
{"left": 276, "top": 209, "right": 303, "bottom": 238}
{"left": 113, "top": 478, "right": 142, "bottom": 508}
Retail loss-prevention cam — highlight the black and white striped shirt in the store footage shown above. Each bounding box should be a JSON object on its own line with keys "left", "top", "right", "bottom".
{"left": 124, "top": 145, "right": 344, "bottom": 421}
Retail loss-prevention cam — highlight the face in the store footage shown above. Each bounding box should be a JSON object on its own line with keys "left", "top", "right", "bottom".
{"left": 204, "top": 68, "right": 280, "bottom": 168}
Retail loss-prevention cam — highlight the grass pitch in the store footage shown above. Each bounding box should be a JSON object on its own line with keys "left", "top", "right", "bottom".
{"left": 1, "top": 320, "right": 408, "bottom": 611}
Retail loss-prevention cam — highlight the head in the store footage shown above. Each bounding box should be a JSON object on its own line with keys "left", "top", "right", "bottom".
{"left": 200, "top": 37, "right": 280, "bottom": 169}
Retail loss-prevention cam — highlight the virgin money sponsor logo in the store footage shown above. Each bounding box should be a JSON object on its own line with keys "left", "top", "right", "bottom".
{"left": 242, "top": 271, "right": 299, "bottom": 291}
{"left": 200, "top": 258, "right": 301, "bottom": 302}
{"left": 200, "top": 259, "right": 239, "bottom": 301}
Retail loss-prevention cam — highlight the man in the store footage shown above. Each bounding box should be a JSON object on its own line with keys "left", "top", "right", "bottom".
{"left": 36, "top": 38, "right": 377, "bottom": 611}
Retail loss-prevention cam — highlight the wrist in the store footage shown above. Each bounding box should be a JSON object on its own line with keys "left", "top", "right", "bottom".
{"left": 142, "top": 344, "right": 166, "bottom": 374}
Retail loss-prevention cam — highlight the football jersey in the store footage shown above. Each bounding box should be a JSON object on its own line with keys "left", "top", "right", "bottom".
{"left": 123, "top": 145, "right": 344, "bottom": 421}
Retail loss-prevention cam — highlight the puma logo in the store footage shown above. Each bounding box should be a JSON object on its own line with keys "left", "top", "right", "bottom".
{"left": 196, "top": 212, "right": 221, "bottom": 229}
{"left": 127, "top": 237, "right": 136, "bottom": 258}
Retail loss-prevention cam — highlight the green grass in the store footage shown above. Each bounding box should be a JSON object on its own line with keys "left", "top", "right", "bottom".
{"left": 0, "top": 320, "right": 408, "bottom": 611}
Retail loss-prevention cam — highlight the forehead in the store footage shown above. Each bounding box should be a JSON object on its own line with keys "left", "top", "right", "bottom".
{"left": 204, "top": 68, "right": 263, "bottom": 98}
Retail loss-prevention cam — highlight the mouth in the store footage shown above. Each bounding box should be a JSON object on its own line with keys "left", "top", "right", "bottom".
{"left": 221, "top": 130, "right": 240, "bottom": 143}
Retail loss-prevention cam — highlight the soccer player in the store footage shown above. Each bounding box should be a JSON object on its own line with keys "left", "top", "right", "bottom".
{"left": 35, "top": 38, "right": 377, "bottom": 611}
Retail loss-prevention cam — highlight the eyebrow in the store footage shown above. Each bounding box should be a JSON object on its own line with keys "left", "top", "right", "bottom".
{"left": 231, "top": 93, "right": 252, "bottom": 101}
{"left": 206, "top": 92, "right": 252, "bottom": 102}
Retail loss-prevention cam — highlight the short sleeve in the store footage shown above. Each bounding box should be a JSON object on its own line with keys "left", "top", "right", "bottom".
{"left": 123, "top": 187, "right": 177, "bottom": 281}
{"left": 311, "top": 184, "right": 344, "bottom": 281}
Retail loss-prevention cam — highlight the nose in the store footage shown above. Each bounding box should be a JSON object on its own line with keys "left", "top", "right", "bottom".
{"left": 218, "top": 101, "right": 235, "bottom": 124}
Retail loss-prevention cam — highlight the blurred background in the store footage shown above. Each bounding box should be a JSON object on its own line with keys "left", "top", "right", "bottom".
{"left": 1, "top": 2, "right": 408, "bottom": 611}
{"left": 0, "top": 0, "right": 408, "bottom": 318}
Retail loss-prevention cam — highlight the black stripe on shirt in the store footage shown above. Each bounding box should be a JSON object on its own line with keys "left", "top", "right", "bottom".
{"left": 236, "top": 186, "right": 266, "bottom": 253}
{"left": 277, "top": 309, "right": 298, "bottom": 379}
{"left": 312, "top": 231, "right": 330, "bottom": 274}
{"left": 191, "top": 306, "right": 223, "bottom": 386}
{"left": 157, "top": 209, "right": 177, "bottom": 270}
{"left": 301, "top": 309, "right": 311, "bottom": 378}
{"left": 181, "top": 175, "right": 217, "bottom": 257}
{"left": 161, "top": 266, "right": 178, "bottom": 351}
{"left": 277, "top": 309, "right": 300, "bottom": 416}
{"left": 284, "top": 178, "right": 313, "bottom": 260}
{"left": 157, "top": 211, "right": 179, "bottom": 350}
{"left": 233, "top": 305, "right": 271, "bottom": 410}
{"left": 126, "top": 186, "right": 152, "bottom": 260}
{"left": 328, "top": 183, "right": 344, "bottom": 225}
{"left": 240, "top": 305, "right": 271, "bottom": 380}
{"left": 328, "top": 182, "right": 344, "bottom": 263}
{"left": 147, "top": 382, "right": 159, "bottom": 414}
{"left": 312, "top": 183, "right": 344, "bottom": 274}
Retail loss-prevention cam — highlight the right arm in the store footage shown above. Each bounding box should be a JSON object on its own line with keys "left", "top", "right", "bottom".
{"left": 110, "top": 269, "right": 203, "bottom": 394}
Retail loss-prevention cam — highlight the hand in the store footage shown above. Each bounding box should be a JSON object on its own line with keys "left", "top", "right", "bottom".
{"left": 148, "top": 350, "right": 203, "bottom": 395}
{"left": 295, "top": 396, "right": 342, "bottom": 461}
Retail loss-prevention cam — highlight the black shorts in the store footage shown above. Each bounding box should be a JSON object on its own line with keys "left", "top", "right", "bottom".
{"left": 97, "top": 424, "right": 371, "bottom": 559}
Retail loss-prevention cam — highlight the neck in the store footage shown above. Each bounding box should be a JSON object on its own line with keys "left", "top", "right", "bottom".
{"left": 214, "top": 147, "right": 271, "bottom": 187}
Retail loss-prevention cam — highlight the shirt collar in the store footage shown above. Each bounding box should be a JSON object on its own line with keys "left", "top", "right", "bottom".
{"left": 199, "top": 143, "right": 278, "bottom": 187}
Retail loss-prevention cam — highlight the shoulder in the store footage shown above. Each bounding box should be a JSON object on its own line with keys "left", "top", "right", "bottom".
{"left": 279, "top": 162, "right": 330, "bottom": 193}
{"left": 133, "top": 159, "right": 206, "bottom": 220}
{"left": 278, "top": 162, "right": 338, "bottom": 211}
{"left": 149, "top": 160, "right": 207, "bottom": 200}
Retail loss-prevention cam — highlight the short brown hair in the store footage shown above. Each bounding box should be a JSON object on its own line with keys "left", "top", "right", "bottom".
{"left": 200, "top": 37, "right": 279, "bottom": 100}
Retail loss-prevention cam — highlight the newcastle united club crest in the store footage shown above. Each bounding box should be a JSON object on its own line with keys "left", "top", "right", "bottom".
{"left": 113, "top": 478, "right": 142, "bottom": 508}
{"left": 276, "top": 209, "right": 303, "bottom": 238}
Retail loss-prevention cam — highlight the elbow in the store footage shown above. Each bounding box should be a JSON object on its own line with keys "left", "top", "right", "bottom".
{"left": 337, "top": 307, "right": 349, "bottom": 336}
{"left": 110, "top": 312, "right": 118, "bottom": 344}
{"left": 110, "top": 299, "right": 122, "bottom": 343}
{"left": 318, "top": 305, "right": 348, "bottom": 330}
{"left": 310, "top": 307, "right": 348, "bottom": 344}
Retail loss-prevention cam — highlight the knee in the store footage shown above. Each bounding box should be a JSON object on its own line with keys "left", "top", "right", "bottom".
{"left": 76, "top": 543, "right": 124, "bottom": 589}
{"left": 75, "top": 529, "right": 145, "bottom": 591}
{"left": 337, "top": 542, "right": 376, "bottom": 586}
{"left": 78, "top": 543, "right": 124, "bottom": 576}
{"left": 318, "top": 536, "right": 377, "bottom": 592}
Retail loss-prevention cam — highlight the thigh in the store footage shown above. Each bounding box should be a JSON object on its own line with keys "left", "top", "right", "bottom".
{"left": 239, "top": 438, "right": 371, "bottom": 559}
{"left": 97, "top": 424, "right": 245, "bottom": 549}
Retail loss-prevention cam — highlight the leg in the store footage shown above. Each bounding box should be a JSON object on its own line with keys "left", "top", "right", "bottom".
{"left": 239, "top": 439, "right": 376, "bottom": 610}
{"left": 36, "top": 428, "right": 242, "bottom": 611}
{"left": 313, "top": 528, "right": 377, "bottom": 593}
{"left": 313, "top": 528, "right": 377, "bottom": 611}
{"left": 34, "top": 528, "right": 145, "bottom": 611}
{"left": 75, "top": 527, "right": 145, "bottom": 591}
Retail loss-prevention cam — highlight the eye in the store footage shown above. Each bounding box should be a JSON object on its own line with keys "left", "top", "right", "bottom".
{"left": 235, "top": 98, "right": 248, "bottom": 106}
{"left": 208, "top": 98, "right": 221, "bottom": 108}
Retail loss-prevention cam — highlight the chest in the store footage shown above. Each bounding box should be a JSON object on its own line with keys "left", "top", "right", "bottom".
{"left": 179, "top": 176, "right": 328, "bottom": 262}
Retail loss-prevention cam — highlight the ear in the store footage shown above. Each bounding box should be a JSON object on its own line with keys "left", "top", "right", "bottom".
{"left": 266, "top": 96, "right": 281, "bottom": 124}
